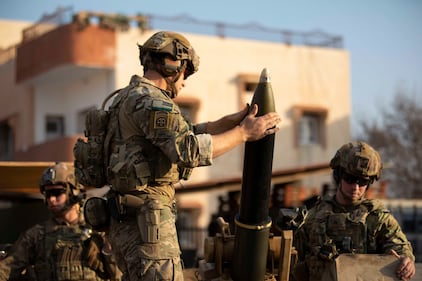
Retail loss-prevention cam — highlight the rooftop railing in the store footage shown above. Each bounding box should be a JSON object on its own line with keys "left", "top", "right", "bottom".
{"left": 21, "top": 6, "right": 343, "bottom": 48}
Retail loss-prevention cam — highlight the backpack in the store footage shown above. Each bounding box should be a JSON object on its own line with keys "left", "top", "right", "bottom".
{"left": 73, "top": 89, "right": 119, "bottom": 188}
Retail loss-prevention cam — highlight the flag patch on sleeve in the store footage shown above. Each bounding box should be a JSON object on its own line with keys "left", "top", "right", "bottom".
{"left": 152, "top": 100, "right": 173, "bottom": 112}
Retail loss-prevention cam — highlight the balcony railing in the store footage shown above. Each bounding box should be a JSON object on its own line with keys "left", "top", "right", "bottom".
{"left": 21, "top": 6, "right": 343, "bottom": 49}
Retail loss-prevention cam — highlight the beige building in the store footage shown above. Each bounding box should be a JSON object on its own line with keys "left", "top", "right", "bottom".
{"left": 0, "top": 12, "right": 351, "bottom": 254}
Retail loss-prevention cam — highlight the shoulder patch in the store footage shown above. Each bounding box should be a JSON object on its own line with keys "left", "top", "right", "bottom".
{"left": 152, "top": 100, "right": 173, "bottom": 112}
{"left": 152, "top": 111, "right": 172, "bottom": 129}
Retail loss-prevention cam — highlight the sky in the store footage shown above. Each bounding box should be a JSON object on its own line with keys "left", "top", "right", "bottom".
{"left": 1, "top": 0, "right": 421, "bottom": 137}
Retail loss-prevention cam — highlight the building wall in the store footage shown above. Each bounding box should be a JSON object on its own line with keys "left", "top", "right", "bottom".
{"left": 33, "top": 69, "right": 114, "bottom": 143}
{"left": 114, "top": 30, "right": 350, "bottom": 185}
{"left": 0, "top": 58, "right": 34, "bottom": 153}
{"left": 0, "top": 19, "right": 31, "bottom": 49}
{"left": 0, "top": 19, "right": 350, "bottom": 229}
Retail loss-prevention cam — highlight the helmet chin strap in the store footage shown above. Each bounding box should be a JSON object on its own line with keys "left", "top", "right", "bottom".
{"left": 160, "top": 60, "right": 187, "bottom": 98}
{"left": 164, "top": 69, "right": 184, "bottom": 98}
{"left": 164, "top": 77, "right": 177, "bottom": 98}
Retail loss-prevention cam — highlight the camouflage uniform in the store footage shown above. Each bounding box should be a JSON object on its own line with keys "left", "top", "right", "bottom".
{"left": 106, "top": 75, "right": 212, "bottom": 281}
{"left": 293, "top": 195, "right": 415, "bottom": 281}
{"left": 0, "top": 216, "right": 118, "bottom": 281}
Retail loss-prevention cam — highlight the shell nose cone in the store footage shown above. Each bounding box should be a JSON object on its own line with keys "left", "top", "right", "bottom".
{"left": 259, "top": 68, "right": 271, "bottom": 83}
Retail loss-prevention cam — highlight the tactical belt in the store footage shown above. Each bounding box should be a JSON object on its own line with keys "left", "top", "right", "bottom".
{"left": 108, "top": 191, "right": 175, "bottom": 220}
{"left": 123, "top": 193, "right": 173, "bottom": 206}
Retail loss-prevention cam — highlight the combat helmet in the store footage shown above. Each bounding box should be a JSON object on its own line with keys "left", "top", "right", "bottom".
{"left": 330, "top": 141, "right": 382, "bottom": 185}
{"left": 40, "top": 162, "right": 86, "bottom": 205}
{"left": 138, "top": 31, "right": 199, "bottom": 79}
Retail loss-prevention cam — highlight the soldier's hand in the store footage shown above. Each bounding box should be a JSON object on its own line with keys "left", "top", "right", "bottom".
{"left": 224, "top": 104, "right": 250, "bottom": 126}
{"left": 207, "top": 104, "right": 250, "bottom": 134}
{"left": 240, "top": 104, "right": 281, "bottom": 141}
{"left": 391, "top": 250, "right": 416, "bottom": 281}
{"left": 83, "top": 234, "right": 105, "bottom": 272}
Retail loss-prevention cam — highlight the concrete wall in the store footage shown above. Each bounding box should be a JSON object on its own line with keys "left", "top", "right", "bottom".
{"left": 0, "top": 20, "right": 351, "bottom": 229}
{"left": 0, "top": 58, "right": 34, "bottom": 153}
{"left": 33, "top": 69, "right": 114, "bottom": 143}
{"left": 115, "top": 30, "right": 350, "bottom": 183}
{"left": 0, "top": 19, "right": 31, "bottom": 49}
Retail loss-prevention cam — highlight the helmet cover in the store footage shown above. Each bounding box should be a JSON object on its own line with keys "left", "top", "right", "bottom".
{"left": 40, "top": 162, "right": 85, "bottom": 203}
{"left": 139, "top": 31, "right": 199, "bottom": 78}
{"left": 329, "top": 141, "right": 382, "bottom": 181}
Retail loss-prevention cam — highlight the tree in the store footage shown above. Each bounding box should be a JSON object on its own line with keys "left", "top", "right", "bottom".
{"left": 359, "top": 90, "right": 422, "bottom": 198}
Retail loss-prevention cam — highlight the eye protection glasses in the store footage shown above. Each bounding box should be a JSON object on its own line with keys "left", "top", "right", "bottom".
{"left": 44, "top": 188, "right": 66, "bottom": 198}
{"left": 342, "top": 173, "right": 371, "bottom": 187}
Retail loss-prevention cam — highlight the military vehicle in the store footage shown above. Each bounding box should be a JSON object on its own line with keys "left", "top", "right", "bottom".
{"left": 1, "top": 162, "right": 418, "bottom": 281}
{"left": 1, "top": 70, "right": 420, "bottom": 280}
{"left": 182, "top": 69, "right": 420, "bottom": 281}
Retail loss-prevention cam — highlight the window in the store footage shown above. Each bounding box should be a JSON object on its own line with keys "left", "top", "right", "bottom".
{"left": 299, "top": 113, "right": 321, "bottom": 145}
{"left": 292, "top": 106, "right": 327, "bottom": 147}
{"left": 0, "top": 120, "right": 14, "bottom": 160}
{"left": 237, "top": 73, "right": 259, "bottom": 106}
{"left": 45, "top": 115, "right": 64, "bottom": 140}
{"left": 174, "top": 96, "right": 200, "bottom": 123}
{"left": 178, "top": 104, "right": 195, "bottom": 123}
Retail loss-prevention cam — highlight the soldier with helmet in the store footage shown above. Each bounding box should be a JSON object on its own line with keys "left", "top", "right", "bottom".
{"left": 0, "top": 162, "right": 120, "bottom": 281}
{"left": 103, "top": 30, "right": 281, "bottom": 280}
{"left": 292, "top": 141, "right": 416, "bottom": 281}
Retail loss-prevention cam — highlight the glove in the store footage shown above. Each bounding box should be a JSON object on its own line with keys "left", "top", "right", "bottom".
{"left": 83, "top": 233, "right": 119, "bottom": 280}
{"left": 83, "top": 233, "right": 106, "bottom": 275}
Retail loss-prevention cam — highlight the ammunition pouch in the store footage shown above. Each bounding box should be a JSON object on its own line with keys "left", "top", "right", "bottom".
{"left": 108, "top": 138, "right": 181, "bottom": 193}
{"left": 318, "top": 241, "right": 339, "bottom": 261}
{"left": 56, "top": 261, "right": 96, "bottom": 281}
{"left": 108, "top": 143, "right": 151, "bottom": 193}
{"left": 137, "top": 199, "right": 163, "bottom": 243}
{"left": 336, "top": 236, "right": 352, "bottom": 253}
{"left": 56, "top": 243, "right": 97, "bottom": 281}
{"left": 107, "top": 192, "right": 174, "bottom": 246}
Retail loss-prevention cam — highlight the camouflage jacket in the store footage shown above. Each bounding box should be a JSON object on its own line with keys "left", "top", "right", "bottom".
{"left": 292, "top": 195, "right": 415, "bottom": 281}
{"left": 106, "top": 75, "right": 213, "bottom": 195}
{"left": 0, "top": 217, "right": 116, "bottom": 281}
{"left": 294, "top": 195, "right": 415, "bottom": 261}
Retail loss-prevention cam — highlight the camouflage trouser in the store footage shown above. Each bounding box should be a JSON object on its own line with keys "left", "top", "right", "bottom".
{"left": 108, "top": 198, "right": 183, "bottom": 281}
{"left": 134, "top": 257, "right": 183, "bottom": 281}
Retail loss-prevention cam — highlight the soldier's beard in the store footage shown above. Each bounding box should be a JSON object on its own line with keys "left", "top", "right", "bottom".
{"left": 165, "top": 78, "right": 179, "bottom": 98}
{"left": 49, "top": 202, "right": 70, "bottom": 215}
{"left": 338, "top": 185, "right": 364, "bottom": 206}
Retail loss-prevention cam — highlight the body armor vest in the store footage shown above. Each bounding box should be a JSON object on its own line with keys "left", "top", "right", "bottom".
{"left": 307, "top": 200, "right": 381, "bottom": 256}
{"left": 302, "top": 198, "right": 406, "bottom": 281}
{"left": 34, "top": 223, "right": 98, "bottom": 281}
{"left": 106, "top": 76, "right": 188, "bottom": 194}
